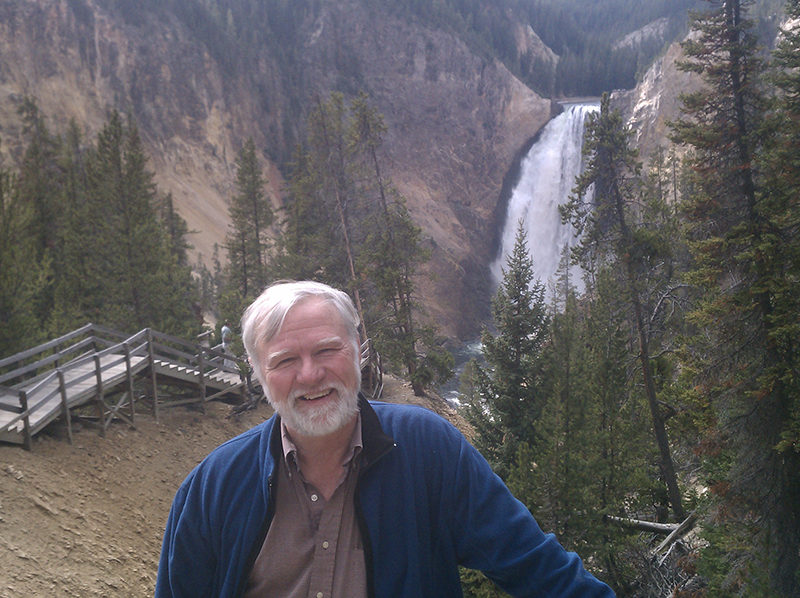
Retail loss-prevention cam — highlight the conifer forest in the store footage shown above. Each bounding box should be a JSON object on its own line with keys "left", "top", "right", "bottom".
{"left": 1, "top": 0, "right": 800, "bottom": 595}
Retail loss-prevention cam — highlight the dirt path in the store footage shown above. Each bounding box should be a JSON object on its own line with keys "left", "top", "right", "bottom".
{"left": 0, "top": 400, "right": 267, "bottom": 597}
{"left": 0, "top": 376, "right": 460, "bottom": 597}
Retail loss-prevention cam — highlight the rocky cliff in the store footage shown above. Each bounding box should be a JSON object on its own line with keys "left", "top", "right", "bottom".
{"left": 612, "top": 38, "right": 702, "bottom": 164}
{"left": 0, "top": 0, "right": 553, "bottom": 339}
{"left": 614, "top": 5, "right": 785, "bottom": 165}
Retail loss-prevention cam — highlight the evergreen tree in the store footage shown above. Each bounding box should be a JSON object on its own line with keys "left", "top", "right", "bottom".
{"left": 350, "top": 93, "right": 452, "bottom": 395}
{"left": 275, "top": 145, "right": 341, "bottom": 281}
{"left": 670, "top": 0, "right": 800, "bottom": 593}
{"left": 224, "top": 137, "right": 273, "bottom": 299}
{"left": 0, "top": 160, "right": 49, "bottom": 356}
{"left": 84, "top": 111, "right": 198, "bottom": 335}
{"left": 562, "top": 94, "right": 686, "bottom": 521}
{"left": 157, "top": 192, "right": 202, "bottom": 337}
{"left": 464, "top": 222, "right": 548, "bottom": 474}
{"left": 278, "top": 94, "right": 369, "bottom": 338}
{"left": 16, "top": 97, "right": 61, "bottom": 260}
{"left": 524, "top": 264, "right": 653, "bottom": 592}
{"left": 306, "top": 93, "right": 368, "bottom": 340}
{"left": 278, "top": 92, "right": 452, "bottom": 394}
{"left": 15, "top": 97, "right": 62, "bottom": 325}
{"left": 48, "top": 119, "right": 99, "bottom": 333}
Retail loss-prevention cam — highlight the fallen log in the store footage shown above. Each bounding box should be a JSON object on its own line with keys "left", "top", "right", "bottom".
{"left": 652, "top": 511, "right": 698, "bottom": 557}
{"left": 604, "top": 515, "right": 679, "bottom": 534}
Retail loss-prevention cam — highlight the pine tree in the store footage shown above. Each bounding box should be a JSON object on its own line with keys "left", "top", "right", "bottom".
{"left": 464, "top": 222, "right": 548, "bottom": 474}
{"left": 277, "top": 94, "right": 368, "bottom": 337}
{"left": 670, "top": 0, "right": 800, "bottom": 593}
{"left": 307, "top": 93, "right": 368, "bottom": 341}
{"left": 276, "top": 92, "right": 452, "bottom": 393}
{"left": 224, "top": 137, "right": 273, "bottom": 299}
{"left": 0, "top": 160, "right": 49, "bottom": 356}
{"left": 506, "top": 258, "right": 653, "bottom": 592}
{"left": 275, "top": 145, "right": 341, "bottom": 281}
{"left": 764, "top": 0, "right": 800, "bottom": 449}
{"left": 83, "top": 111, "right": 198, "bottom": 335}
{"left": 48, "top": 119, "right": 99, "bottom": 333}
{"left": 15, "top": 97, "right": 61, "bottom": 325}
{"left": 562, "top": 94, "right": 686, "bottom": 520}
{"left": 157, "top": 192, "right": 202, "bottom": 337}
{"left": 16, "top": 97, "right": 62, "bottom": 260}
{"left": 350, "top": 93, "right": 452, "bottom": 395}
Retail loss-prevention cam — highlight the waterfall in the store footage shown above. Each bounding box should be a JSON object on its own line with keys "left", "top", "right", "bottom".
{"left": 440, "top": 102, "right": 599, "bottom": 405}
{"left": 491, "top": 102, "right": 599, "bottom": 295}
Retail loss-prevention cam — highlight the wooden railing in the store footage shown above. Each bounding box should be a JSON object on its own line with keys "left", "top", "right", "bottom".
{"left": 0, "top": 324, "right": 244, "bottom": 449}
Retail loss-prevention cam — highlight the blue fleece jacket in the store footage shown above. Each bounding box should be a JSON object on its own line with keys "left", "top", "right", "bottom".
{"left": 155, "top": 398, "right": 615, "bottom": 597}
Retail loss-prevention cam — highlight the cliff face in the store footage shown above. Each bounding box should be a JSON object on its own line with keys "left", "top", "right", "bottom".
{"left": 612, "top": 38, "right": 703, "bottom": 164}
{"left": 0, "top": 0, "right": 552, "bottom": 339}
{"left": 0, "top": 0, "right": 273, "bottom": 264}
{"left": 296, "top": 1, "right": 553, "bottom": 335}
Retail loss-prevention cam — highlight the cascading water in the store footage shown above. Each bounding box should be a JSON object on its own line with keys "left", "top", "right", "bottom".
{"left": 441, "top": 102, "right": 599, "bottom": 404}
{"left": 491, "top": 102, "right": 599, "bottom": 294}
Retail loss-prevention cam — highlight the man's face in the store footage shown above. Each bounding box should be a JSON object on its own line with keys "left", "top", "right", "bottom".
{"left": 258, "top": 297, "right": 360, "bottom": 437}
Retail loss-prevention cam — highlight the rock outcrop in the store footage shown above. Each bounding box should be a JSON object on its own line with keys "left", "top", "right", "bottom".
{"left": 612, "top": 38, "right": 703, "bottom": 165}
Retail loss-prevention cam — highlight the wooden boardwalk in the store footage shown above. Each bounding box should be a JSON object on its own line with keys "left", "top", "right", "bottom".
{"left": 0, "top": 324, "right": 245, "bottom": 449}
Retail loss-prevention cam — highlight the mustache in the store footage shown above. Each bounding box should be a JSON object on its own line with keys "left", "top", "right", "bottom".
{"left": 288, "top": 382, "right": 347, "bottom": 402}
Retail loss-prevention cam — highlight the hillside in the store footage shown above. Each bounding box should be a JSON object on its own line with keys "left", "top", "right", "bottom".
{"left": 0, "top": 0, "right": 554, "bottom": 339}
{"left": 0, "top": 376, "right": 463, "bottom": 597}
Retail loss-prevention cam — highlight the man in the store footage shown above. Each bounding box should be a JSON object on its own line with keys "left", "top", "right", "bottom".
{"left": 220, "top": 320, "right": 235, "bottom": 369}
{"left": 155, "top": 280, "right": 615, "bottom": 597}
{"left": 220, "top": 321, "right": 233, "bottom": 352}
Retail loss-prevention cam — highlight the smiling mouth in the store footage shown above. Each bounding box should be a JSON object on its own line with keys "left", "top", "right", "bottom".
{"left": 299, "top": 389, "right": 334, "bottom": 401}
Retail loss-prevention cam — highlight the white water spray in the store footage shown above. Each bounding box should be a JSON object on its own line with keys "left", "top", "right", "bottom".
{"left": 491, "top": 102, "right": 599, "bottom": 294}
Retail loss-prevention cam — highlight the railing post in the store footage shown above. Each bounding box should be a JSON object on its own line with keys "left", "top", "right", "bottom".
{"left": 198, "top": 351, "right": 207, "bottom": 411}
{"left": 19, "top": 390, "right": 32, "bottom": 451}
{"left": 147, "top": 328, "right": 159, "bottom": 423}
{"left": 123, "top": 343, "right": 135, "bottom": 423}
{"left": 57, "top": 369, "right": 73, "bottom": 444}
{"left": 93, "top": 354, "right": 106, "bottom": 437}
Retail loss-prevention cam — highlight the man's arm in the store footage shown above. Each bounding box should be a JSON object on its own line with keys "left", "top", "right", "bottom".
{"left": 155, "top": 480, "right": 217, "bottom": 598}
{"left": 443, "top": 423, "right": 616, "bottom": 597}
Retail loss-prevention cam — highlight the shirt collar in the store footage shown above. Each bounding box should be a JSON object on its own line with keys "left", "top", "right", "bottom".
{"left": 281, "top": 413, "right": 363, "bottom": 475}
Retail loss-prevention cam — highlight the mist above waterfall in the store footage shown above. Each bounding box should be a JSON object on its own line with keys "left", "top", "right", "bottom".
{"left": 491, "top": 102, "right": 599, "bottom": 296}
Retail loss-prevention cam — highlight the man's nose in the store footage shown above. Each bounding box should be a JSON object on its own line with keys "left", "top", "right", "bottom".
{"left": 296, "top": 355, "right": 323, "bottom": 384}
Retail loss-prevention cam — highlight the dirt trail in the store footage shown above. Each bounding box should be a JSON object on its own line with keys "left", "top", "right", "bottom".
{"left": 0, "top": 376, "right": 458, "bottom": 597}
{"left": 0, "top": 400, "right": 267, "bottom": 597}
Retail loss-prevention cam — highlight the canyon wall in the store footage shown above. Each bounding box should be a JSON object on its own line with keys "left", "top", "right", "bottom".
{"left": 0, "top": 0, "right": 554, "bottom": 338}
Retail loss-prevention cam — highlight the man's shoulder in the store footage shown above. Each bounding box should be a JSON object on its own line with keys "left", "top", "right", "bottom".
{"left": 368, "top": 400, "right": 462, "bottom": 442}
{"left": 369, "top": 399, "right": 445, "bottom": 421}
{"left": 185, "top": 416, "right": 276, "bottom": 483}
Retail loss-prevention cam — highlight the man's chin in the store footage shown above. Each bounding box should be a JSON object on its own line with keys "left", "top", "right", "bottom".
{"left": 283, "top": 389, "right": 359, "bottom": 437}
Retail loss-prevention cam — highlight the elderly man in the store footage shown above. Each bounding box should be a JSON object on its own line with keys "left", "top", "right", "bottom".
{"left": 155, "top": 280, "right": 615, "bottom": 597}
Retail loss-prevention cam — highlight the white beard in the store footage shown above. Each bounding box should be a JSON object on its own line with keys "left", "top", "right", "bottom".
{"left": 273, "top": 382, "right": 359, "bottom": 437}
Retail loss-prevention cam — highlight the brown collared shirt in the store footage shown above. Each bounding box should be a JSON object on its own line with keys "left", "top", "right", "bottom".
{"left": 243, "top": 418, "right": 367, "bottom": 598}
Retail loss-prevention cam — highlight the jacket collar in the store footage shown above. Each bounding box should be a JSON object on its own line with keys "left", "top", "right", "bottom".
{"left": 357, "top": 394, "right": 396, "bottom": 471}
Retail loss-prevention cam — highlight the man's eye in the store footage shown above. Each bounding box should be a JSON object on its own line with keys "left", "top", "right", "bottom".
{"left": 271, "top": 357, "right": 296, "bottom": 368}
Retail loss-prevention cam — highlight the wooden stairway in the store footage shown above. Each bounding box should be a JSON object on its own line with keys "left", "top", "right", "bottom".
{"left": 0, "top": 324, "right": 245, "bottom": 449}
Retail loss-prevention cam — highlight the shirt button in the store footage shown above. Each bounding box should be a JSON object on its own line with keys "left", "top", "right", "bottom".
{"left": 311, "top": 493, "right": 319, "bottom": 502}
{"left": 316, "top": 593, "right": 323, "bottom": 598}
{"left": 322, "top": 541, "right": 330, "bottom": 549}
